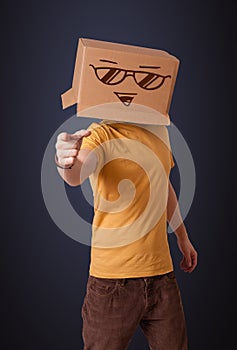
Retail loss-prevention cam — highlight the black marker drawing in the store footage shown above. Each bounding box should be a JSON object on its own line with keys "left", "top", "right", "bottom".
{"left": 113, "top": 92, "right": 137, "bottom": 107}
{"left": 90, "top": 61, "right": 171, "bottom": 106}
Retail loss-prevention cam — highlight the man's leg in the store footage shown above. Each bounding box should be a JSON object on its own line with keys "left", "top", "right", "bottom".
{"left": 139, "top": 272, "right": 188, "bottom": 350}
{"left": 81, "top": 276, "right": 145, "bottom": 350}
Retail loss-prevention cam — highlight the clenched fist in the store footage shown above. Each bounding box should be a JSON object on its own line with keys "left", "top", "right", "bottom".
{"left": 55, "top": 130, "right": 91, "bottom": 168}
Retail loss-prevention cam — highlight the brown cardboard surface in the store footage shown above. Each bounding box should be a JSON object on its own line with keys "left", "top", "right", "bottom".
{"left": 61, "top": 38, "right": 180, "bottom": 125}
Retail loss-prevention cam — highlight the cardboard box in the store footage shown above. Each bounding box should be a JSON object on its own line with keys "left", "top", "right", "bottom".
{"left": 61, "top": 38, "right": 180, "bottom": 125}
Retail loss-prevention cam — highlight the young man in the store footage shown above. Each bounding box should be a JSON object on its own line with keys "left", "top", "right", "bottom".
{"left": 55, "top": 120, "right": 198, "bottom": 350}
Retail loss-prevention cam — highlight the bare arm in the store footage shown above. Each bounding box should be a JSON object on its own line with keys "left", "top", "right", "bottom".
{"left": 167, "top": 180, "right": 198, "bottom": 273}
{"left": 55, "top": 130, "right": 98, "bottom": 186}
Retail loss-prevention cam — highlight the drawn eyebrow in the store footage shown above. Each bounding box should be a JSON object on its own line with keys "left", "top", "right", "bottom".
{"left": 139, "top": 65, "right": 160, "bottom": 69}
{"left": 100, "top": 59, "right": 118, "bottom": 64}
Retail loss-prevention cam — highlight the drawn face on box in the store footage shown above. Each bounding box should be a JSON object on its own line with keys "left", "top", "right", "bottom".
{"left": 84, "top": 49, "right": 175, "bottom": 117}
{"left": 89, "top": 56, "right": 171, "bottom": 107}
{"left": 61, "top": 39, "right": 179, "bottom": 125}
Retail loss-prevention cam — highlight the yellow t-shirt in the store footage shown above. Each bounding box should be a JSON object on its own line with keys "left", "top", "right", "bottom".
{"left": 81, "top": 120, "right": 175, "bottom": 278}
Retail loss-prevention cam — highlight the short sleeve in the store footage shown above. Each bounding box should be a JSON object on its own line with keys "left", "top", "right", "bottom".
{"left": 80, "top": 122, "right": 105, "bottom": 168}
{"left": 80, "top": 122, "right": 102, "bottom": 150}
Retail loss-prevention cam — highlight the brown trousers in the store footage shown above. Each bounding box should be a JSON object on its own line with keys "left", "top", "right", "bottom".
{"left": 82, "top": 271, "right": 188, "bottom": 350}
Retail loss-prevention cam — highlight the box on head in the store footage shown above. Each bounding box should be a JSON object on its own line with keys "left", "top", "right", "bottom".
{"left": 61, "top": 38, "right": 180, "bottom": 125}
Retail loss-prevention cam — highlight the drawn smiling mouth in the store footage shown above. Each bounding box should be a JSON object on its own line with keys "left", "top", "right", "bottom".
{"left": 113, "top": 92, "right": 138, "bottom": 107}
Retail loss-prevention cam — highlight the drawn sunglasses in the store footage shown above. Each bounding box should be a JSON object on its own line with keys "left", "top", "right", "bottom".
{"left": 89, "top": 64, "right": 171, "bottom": 90}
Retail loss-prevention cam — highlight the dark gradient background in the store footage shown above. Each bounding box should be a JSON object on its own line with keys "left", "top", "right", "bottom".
{"left": 1, "top": 1, "right": 236, "bottom": 349}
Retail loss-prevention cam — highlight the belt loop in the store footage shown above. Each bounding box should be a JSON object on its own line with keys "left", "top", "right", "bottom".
{"left": 119, "top": 278, "right": 126, "bottom": 287}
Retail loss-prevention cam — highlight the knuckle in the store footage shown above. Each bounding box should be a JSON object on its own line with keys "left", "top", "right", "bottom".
{"left": 57, "top": 155, "right": 64, "bottom": 164}
{"left": 57, "top": 132, "right": 63, "bottom": 140}
{"left": 58, "top": 132, "right": 69, "bottom": 142}
{"left": 57, "top": 149, "right": 63, "bottom": 158}
{"left": 55, "top": 141, "right": 64, "bottom": 150}
{"left": 57, "top": 157, "right": 64, "bottom": 165}
{"left": 65, "top": 157, "right": 73, "bottom": 165}
{"left": 59, "top": 132, "right": 67, "bottom": 138}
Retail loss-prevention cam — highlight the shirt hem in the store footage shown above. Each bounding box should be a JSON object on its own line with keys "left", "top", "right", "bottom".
{"left": 89, "top": 268, "right": 174, "bottom": 279}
